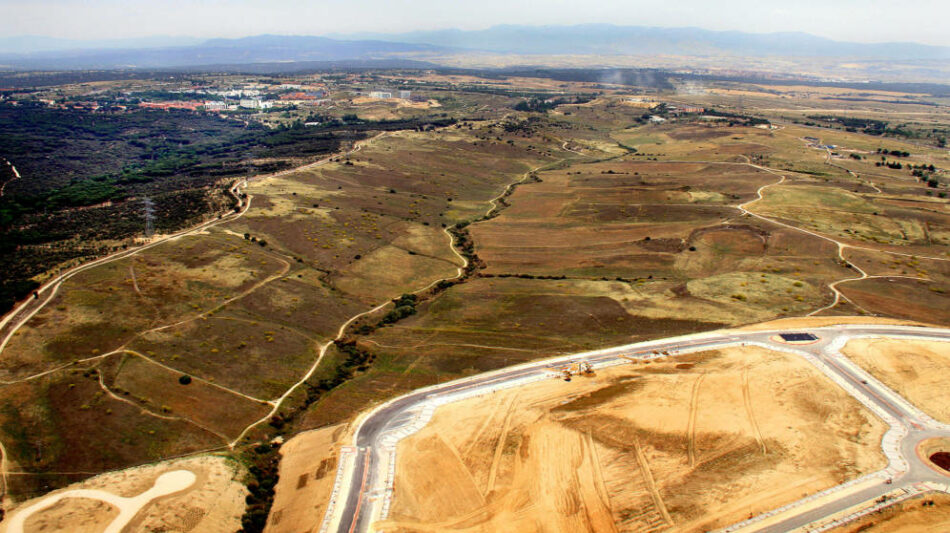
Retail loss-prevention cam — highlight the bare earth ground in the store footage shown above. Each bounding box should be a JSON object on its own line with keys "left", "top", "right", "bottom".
{"left": 842, "top": 338, "right": 950, "bottom": 423}
{"left": 0, "top": 455, "right": 245, "bottom": 533}
{"left": 265, "top": 424, "right": 348, "bottom": 533}
{"left": 380, "top": 345, "right": 886, "bottom": 533}
{"left": 830, "top": 493, "right": 950, "bottom": 533}
{"left": 732, "top": 316, "right": 930, "bottom": 331}
{"left": 1, "top": 86, "right": 949, "bottom": 529}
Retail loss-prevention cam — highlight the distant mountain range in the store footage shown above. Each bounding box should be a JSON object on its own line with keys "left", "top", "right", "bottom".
{"left": 336, "top": 24, "right": 950, "bottom": 60}
{"left": 0, "top": 35, "right": 204, "bottom": 54}
{"left": 0, "top": 35, "right": 450, "bottom": 70}
{"left": 1, "top": 25, "right": 947, "bottom": 71}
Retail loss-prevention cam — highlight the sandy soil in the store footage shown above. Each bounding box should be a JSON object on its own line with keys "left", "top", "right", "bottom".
{"left": 831, "top": 493, "right": 950, "bottom": 533}
{"left": 0, "top": 455, "right": 246, "bottom": 533}
{"left": 843, "top": 338, "right": 950, "bottom": 423}
{"left": 265, "top": 424, "right": 348, "bottom": 533}
{"left": 13, "top": 499, "right": 117, "bottom": 533}
{"left": 380, "top": 346, "right": 887, "bottom": 532}
{"left": 731, "top": 316, "right": 929, "bottom": 332}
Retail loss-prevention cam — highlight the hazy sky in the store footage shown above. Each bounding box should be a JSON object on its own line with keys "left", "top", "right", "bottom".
{"left": 4, "top": 0, "right": 949, "bottom": 46}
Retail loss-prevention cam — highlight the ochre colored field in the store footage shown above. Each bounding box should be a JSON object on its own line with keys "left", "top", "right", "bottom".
{"left": 266, "top": 424, "right": 348, "bottom": 533}
{"left": 830, "top": 493, "right": 950, "bottom": 533}
{"left": 843, "top": 338, "right": 950, "bottom": 423}
{"left": 383, "top": 346, "right": 886, "bottom": 532}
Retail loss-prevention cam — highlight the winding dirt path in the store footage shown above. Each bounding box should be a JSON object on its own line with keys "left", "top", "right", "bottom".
{"left": 0, "top": 135, "right": 385, "bottom": 490}
{"left": 0, "top": 158, "right": 19, "bottom": 198}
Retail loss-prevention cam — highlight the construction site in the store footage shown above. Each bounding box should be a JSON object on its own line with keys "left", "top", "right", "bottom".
{"left": 375, "top": 345, "right": 888, "bottom": 532}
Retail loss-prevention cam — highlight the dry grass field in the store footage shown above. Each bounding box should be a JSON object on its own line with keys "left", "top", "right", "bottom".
{"left": 1, "top": 80, "right": 949, "bottom": 531}
{"left": 0, "top": 123, "right": 557, "bottom": 498}
{"left": 381, "top": 346, "right": 886, "bottom": 532}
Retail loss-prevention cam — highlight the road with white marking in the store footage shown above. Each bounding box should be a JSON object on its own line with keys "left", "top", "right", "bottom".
{"left": 321, "top": 324, "right": 950, "bottom": 533}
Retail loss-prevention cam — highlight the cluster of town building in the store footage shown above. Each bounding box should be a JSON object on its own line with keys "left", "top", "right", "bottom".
{"left": 0, "top": 81, "right": 333, "bottom": 113}
{"left": 186, "top": 82, "right": 332, "bottom": 111}
{"left": 0, "top": 78, "right": 437, "bottom": 116}
{"left": 367, "top": 89, "right": 413, "bottom": 100}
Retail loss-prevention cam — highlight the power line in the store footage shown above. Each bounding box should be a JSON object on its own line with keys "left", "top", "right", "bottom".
{"left": 143, "top": 197, "right": 155, "bottom": 238}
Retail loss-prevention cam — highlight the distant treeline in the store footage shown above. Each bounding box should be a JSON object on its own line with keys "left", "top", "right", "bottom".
{"left": 0, "top": 104, "right": 455, "bottom": 316}
{"left": 806, "top": 115, "right": 888, "bottom": 135}
{"left": 676, "top": 72, "right": 950, "bottom": 97}
{"left": 437, "top": 67, "right": 677, "bottom": 91}
{"left": 702, "top": 108, "right": 770, "bottom": 126}
{"left": 0, "top": 70, "right": 201, "bottom": 89}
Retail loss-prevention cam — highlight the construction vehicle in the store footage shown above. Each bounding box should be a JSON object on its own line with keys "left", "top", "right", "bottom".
{"left": 552, "top": 360, "right": 594, "bottom": 381}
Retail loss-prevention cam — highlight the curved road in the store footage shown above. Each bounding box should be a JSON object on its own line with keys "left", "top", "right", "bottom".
{"left": 322, "top": 324, "right": 950, "bottom": 533}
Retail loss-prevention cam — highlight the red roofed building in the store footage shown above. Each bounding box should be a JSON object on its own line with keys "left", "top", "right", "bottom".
{"left": 139, "top": 101, "right": 204, "bottom": 111}
{"left": 279, "top": 92, "right": 318, "bottom": 101}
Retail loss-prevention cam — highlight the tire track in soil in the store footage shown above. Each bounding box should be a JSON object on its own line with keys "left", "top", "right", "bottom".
{"left": 585, "top": 428, "right": 612, "bottom": 514}
{"left": 463, "top": 394, "right": 505, "bottom": 458}
{"left": 687, "top": 372, "right": 706, "bottom": 468}
{"left": 632, "top": 436, "right": 673, "bottom": 527}
{"left": 743, "top": 367, "right": 768, "bottom": 455}
{"left": 486, "top": 392, "right": 518, "bottom": 495}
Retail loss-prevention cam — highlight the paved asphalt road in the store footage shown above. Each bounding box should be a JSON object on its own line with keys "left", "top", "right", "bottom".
{"left": 329, "top": 325, "right": 950, "bottom": 533}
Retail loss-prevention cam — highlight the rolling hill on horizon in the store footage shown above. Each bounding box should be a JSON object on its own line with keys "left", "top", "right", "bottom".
{"left": 336, "top": 23, "right": 950, "bottom": 60}
{"left": 0, "top": 24, "right": 947, "bottom": 71}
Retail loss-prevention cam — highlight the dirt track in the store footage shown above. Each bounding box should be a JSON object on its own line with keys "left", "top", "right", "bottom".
{"left": 0, "top": 455, "right": 245, "bottom": 533}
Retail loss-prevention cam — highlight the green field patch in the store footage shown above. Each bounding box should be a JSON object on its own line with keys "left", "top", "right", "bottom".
{"left": 687, "top": 272, "right": 823, "bottom": 318}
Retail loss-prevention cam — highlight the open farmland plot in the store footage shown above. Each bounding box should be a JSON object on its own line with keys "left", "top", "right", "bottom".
{"left": 752, "top": 182, "right": 950, "bottom": 252}
{"left": 471, "top": 161, "right": 774, "bottom": 278}
{"left": 381, "top": 346, "right": 886, "bottom": 533}
{"left": 128, "top": 316, "right": 320, "bottom": 400}
{"left": 838, "top": 277, "right": 950, "bottom": 324}
{"left": 0, "top": 371, "right": 224, "bottom": 499}
{"left": 102, "top": 353, "right": 272, "bottom": 439}
{"left": 621, "top": 124, "right": 783, "bottom": 163}
{"left": 464, "top": 158, "right": 848, "bottom": 324}
{"left": 361, "top": 277, "right": 721, "bottom": 375}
